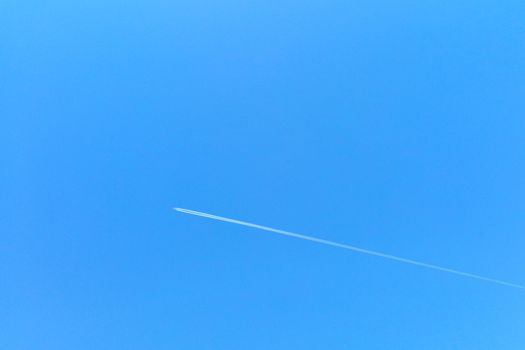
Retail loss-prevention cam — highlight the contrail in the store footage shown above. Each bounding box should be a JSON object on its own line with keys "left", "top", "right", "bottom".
{"left": 174, "top": 207, "right": 525, "bottom": 290}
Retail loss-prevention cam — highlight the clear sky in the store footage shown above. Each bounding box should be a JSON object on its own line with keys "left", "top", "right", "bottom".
{"left": 3, "top": 0, "right": 525, "bottom": 349}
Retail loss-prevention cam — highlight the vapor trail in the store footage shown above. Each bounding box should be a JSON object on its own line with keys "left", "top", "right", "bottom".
{"left": 174, "top": 207, "right": 525, "bottom": 290}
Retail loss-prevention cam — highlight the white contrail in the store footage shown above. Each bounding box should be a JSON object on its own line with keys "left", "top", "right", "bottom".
{"left": 174, "top": 207, "right": 525, "bottom": 290}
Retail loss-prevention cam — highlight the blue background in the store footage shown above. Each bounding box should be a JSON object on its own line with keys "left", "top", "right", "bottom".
{"left": 3, "top": 0, "right": 525, "bottom": 348}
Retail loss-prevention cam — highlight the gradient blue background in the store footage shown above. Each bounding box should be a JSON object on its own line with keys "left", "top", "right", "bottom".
{"left": 3, "top": 1, "right": 525, "bottom": 349}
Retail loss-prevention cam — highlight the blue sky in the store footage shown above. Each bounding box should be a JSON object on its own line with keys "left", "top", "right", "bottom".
{"left": 3, "top": 0, "right": 525, "bottom": 349}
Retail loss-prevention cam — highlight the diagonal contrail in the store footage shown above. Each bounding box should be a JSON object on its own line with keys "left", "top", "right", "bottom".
{"left": 174, "top": 207, "right": 525, "bottom": 290}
